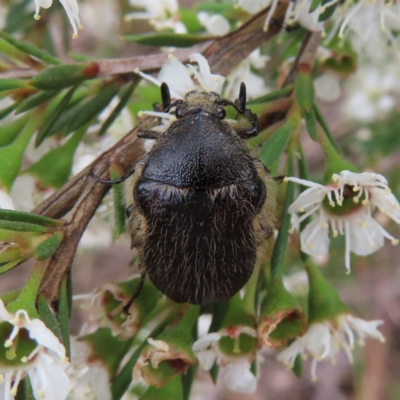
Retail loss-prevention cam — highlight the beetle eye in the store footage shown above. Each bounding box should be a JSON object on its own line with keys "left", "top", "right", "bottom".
{"left": 176, "top": 107, "right": 184, "bottom": 118}
{"left": 216, "top": 107, "right": 226, "bottom": 119}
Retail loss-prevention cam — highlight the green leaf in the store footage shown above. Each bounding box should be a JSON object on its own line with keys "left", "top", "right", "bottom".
{"left": 196, "top": 2, "right": 236, "bottom": 15}
{"left": 58, "top": 276, "right": 71, "bottom": 357}
{"left": 308, "top": 0, "right": 321, "bottom": 12}
{"left": 83, "top": 328, "right": 132, "bottom": 378}
{"left": 0, "top": 258, "right": 24, "bottom": 274}
{"left": 140, "top": 376, "right": 184, "bottom": 400}
{"left": 179, "top": 8, "right": 203, "bottom": 33}
{"left": 259, "top": 119, "right": 294, "bottom": 168}
{"left": 16, "top": 377, "right": 33, "bottom": 400}
{"left": 270, "top": 149, "right": 295, "bottom": 277}
{"left": 124, "top": 33, "right": 213, "bottom": 47}
{"left": 0, "top": 112, "right": 41, "bottom": 190}
{"left": 34, "top": 232, "right": 63, "bottom": 260}
{"left": 37, "top": 295, "right": 64, "bottom": 343}
{"left": 30, "top": 63, "right": 100, "bottom": 91}
{"left": 295, "top": 71, "right": 314, "bottom": 113}
{"left": 99, "top": 79, "right": 139, "bottom": 136}
{"left": 247, "top": 85, "right": 293, "bottom": 105}
{"left": 0, "top": 101, "right": 17, "bottom": 120}
{"left": 304, "top": 107, "right": 317, "bottom": 141}
{"left": 66, "top": 82, "right": 120, "bottom": 134}
{"left": 0, "top": 209, "right": 63, "bottom": 227}
{"left": 25, "top": 123, "right": 88, "bottom": 188}
{"left": 35, "top": 87, "right": 76, "bottom": 147}
{"left": 110, "top": 168, "right": 126, "bottom": 238}
{"left": 0, "top": 37, "right": 40, "bottom": 68}
{"left": 0, "top": 115, "right": 29, "bottom": 147}
{"left": 0, "top": 30, "right": 61, "bottom": 65}
{"left": 181, "top": 365, "right": 196, "bottom": 400}
{"left": 0, "top": 79, "right": 30, "bottom": 92}
{"left": 16, "top": 90, "right": 59, "bottom": 114}
{"left": 293, "top": 354, "right": 303, "bottom": 377}
{"left": 0, "top": 220, "right": 48, "bottom": 233}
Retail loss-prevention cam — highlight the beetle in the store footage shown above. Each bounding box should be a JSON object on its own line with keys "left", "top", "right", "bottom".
{"left": 93, "top": 82, "right": 276, "bottom": 309}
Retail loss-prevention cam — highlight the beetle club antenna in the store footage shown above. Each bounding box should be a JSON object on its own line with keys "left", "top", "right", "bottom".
{"left": 238, "top": 82, "right": 246, "bottom": 113}
{"left": 161, "top": 82, "right": 171, "bottom": 111}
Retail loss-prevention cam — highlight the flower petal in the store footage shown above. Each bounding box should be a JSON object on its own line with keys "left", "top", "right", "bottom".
{"left": 192, "top": 332, "right": 221, "bottom": 352}
{"left": 223, "top": 359, "right": 257, "bottom": 394}
{"left": 27, "top": 319, "right": 66, "bottom": 359}
{"left": 300, "top": 218, "right": 330, "bottom": 256}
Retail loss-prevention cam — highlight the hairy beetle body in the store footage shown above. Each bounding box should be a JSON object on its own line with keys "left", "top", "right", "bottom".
{"left": 124, "top": 85, "right": 276, "bottom": 305}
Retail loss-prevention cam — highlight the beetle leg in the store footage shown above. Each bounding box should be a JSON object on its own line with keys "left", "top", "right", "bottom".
{"left": 90, "top": 165, "right": 136, "bottom": 184}
{"left": 123, "top": 272, "right": 146, "bottom": 314}
{"left": 138, "top": 129, "right": 162, "bottom": 140}
{"left": 235, "top": 109, "right": 258, "bottom": 138}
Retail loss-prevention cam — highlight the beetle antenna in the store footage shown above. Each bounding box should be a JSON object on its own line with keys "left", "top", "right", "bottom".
{"left": 161, "top": 82, "right": 171, "bottom": 111}
{"left": 123, "top": 273, "right": 146, "bottom": 314}
{"left": 90, "top": 165, "right": 136, "bottom": 185}
{"left": 238, "top": 82, "right": 246, "bottom": 113}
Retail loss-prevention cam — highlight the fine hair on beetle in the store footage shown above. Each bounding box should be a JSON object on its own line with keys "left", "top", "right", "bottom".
{"left": 92, "top": 82, "right": 277, "bottom": 313}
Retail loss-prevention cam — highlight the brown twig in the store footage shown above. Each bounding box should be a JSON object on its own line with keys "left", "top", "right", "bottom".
{"left": 258, "top": 31, "right": 322, "bottom": 132}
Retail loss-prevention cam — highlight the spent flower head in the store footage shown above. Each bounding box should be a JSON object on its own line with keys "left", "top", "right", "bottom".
{"left": 286, "top": 170, "right": 400, "bottom": 272}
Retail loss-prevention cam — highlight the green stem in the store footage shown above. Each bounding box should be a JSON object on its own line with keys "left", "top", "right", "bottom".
{"left": 270, "top": 140, "right": 295, "bottom": 278}
{"left": 320, "top": 130, "right": 356, "bottom": 183}
{"left": 242, "top": 268, "right": 259, "bottom": 317}
{"left": 305, "top": 260, "right": 349, "bottom": 323}
{"left": 178, "top": 305, "right": 200, "bottom": 331}
{"left": 7, "top": 260, "right": 47, "bottom": 317}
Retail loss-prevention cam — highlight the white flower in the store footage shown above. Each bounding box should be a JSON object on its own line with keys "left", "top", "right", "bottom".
{"left": 192, "top": 326, "right": 258, "bottom": 394}
{"left": 197, "top": 12, "right": 230, "bottom": 36}
{"left": 286, "top": 171, "right": 400, "bottom": 272}
{"left": 277, "top": 314, "right": 385, "bottom": 381}
{"left": 335, "top": 1, "right": 400, "bottom": 42}
{"left": 343, "top": 64, "right": 399, "bottom": 122}
{"left": 33, "top": 0, "right": 82, "bottom": 38}
{"left": 67, "top": 338, "right": 112, "bottom": 400}
{"left": 224, "top": 49, "right": 270, "bottom": 100}
{"left": 0, "top": 300, "right": 70, "bottom": 400}
{"left": 125, "top": 0, "right": 186, "bottom": 33}
{"left": 136, "top": 53, "right": 225, "bottom": 101}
